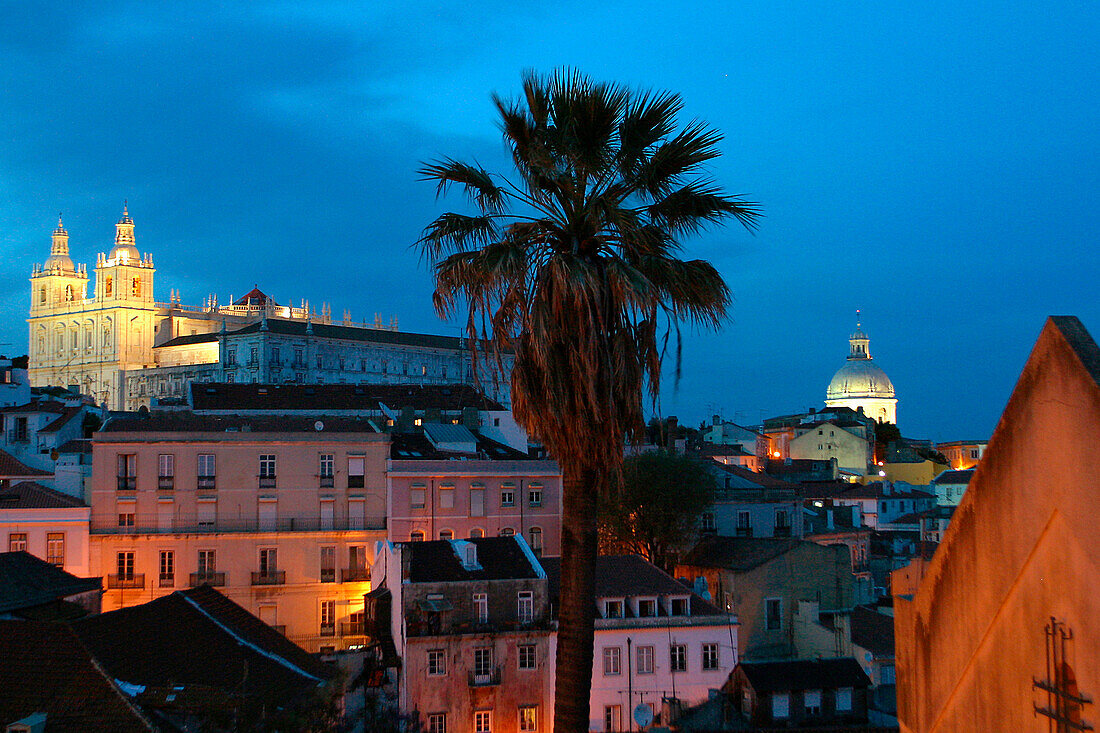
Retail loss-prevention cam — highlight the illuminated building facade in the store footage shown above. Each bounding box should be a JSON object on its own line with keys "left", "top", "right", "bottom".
{"left": 28, "top": 211, "right": 511, "bottom": 410}
{"left": 825, "top": 316, "right": 898, "bottom": 425}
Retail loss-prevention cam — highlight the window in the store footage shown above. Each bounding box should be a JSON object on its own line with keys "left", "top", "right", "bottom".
{"left": 500, "top": 527, "right": 515, "bottom": 537}
{"left": 427, "top": 713, "right": 446, "bottom": 733}
{"left": 701, "top": 512, "right": 717, "bottom": 532}
{"left": 250, "top": 347, "right": 259, "bottom": 365}
{"left": 470, "top": 486, "right": 485, "bottom": 516}
{"left": 259, "top": 454, "right": 277, "bottom": 487}
{"left": 604, "top": 599, "right": 623, "bottom": 619}
{"left": 637, "top": 598, "right": 657, "bottom": 617}
{"left": 518, "top": 705, "right": 538, "bottom": 731}
{"left": 427, "top": 649, "right": 446, "bottom": 676}
{"left": 702, "top": 643, "right": 720, "bottom": 671}
{"left": 320, "top": 600, "right": 336, "bottom": 636}
{"left": 765, "top": 598, "right": 782, "bottom": 630}
{"left": 528, "top": 485, "right": 542, "bottom": 507}
{"left": 8, "top": 533, "right": 27, "bottom": 552}
{"left": 528, "top": 527, "right": 543, "bottom": 556}
{"left": 118, "top": 511, "right": 135, "bottom": 528}
{"left": 473, "top": 593, "right": 488, "bottom": 624}
{"left": 131, "top": 277, "right": 141, "bottom": 297}
{"left": 319, "top": 454, "right": 334, "bottom": 487}
{"left": 158, "top": 454, "right": 174, "bottom": 489}
{"left": 474, "top": 711, "right": 492, "bottom": 733}
{"left": 500, "top": 485, "right": 515, "bottom": 507}
{"left": 439, "top": 485, "right": 455, "bottom": 509}
{"left": 259, "top": 548, "right": 278, "bottom": 580}
{"left": 117, "top": 454, "right": 136, "bottom": 491}
{"left": 517, "top": 591, "right": 534, "bottom": 624}
{"left": 469, "top": 528, "right": 484, "bottom": 539}
{"left": 473, "top": 647, "right": 493, "bottom": 676}
{"left": 771, "top": 692, "right": 790, "bottom": 719}
{"left": 347, "top": 456, "right": 365, "bottom": 488}
{"left": 736, "top": 510, "right": 751, "bottom": 535}
{"left": 604, "top": 705, "right": 621, "bottom": 732}
{"left": 197, "top": 454, "right": 216, "bottom": 489}
{"left": 804, "top": 689, "right": 822, "bottom": 716}
{"left": 117, "top": 551, "right": 135, "bottom": 579}
{"left": 670, "top": 597, "right": 689, "bottom": 616}
{"left": 198, "top": 550, "right": 216, "bottom": 576}
{"left": 835, "top": 687, "right": 853, "bottom": 712}
{"left": 439, "top": 529, "right": 453, "bottom": 541}
{"left": 603, "top": 647, "right": 621, "bottom": 676}
{"left": 410, "top": 530, "right": 425, "bottom": 542}
{"left": 636, "top": 645, "right": 655, "bottom": 674}
{"left": 518, "top": 644, "right": 536, "bottom": 670}
{"left": 670, "top": 644, "right": 687, "bottom": 672}
{"left": 410, "top": 486, "right": 426, "bottom": 509}
{"left": 159, "top": 550, "right": 174, "bottom": 587}
{"left": 320, "top": 546, "right": 336, "bottom": 582}
{"left": 46, "top": 533, "right": 64, "bottom": 566}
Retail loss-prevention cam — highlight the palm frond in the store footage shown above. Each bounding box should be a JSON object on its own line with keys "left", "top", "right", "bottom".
{"left": 418, "top": 158, "right": 506, "bottom": 213}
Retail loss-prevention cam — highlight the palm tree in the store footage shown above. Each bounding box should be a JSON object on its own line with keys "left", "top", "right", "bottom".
{"left": 418, "top": 69, "right": 760, "bottom": 732}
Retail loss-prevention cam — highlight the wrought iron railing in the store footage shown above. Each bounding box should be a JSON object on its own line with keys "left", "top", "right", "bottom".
{"left": 190, "top": 571, "right": 226, "bottom": 587}
{"left": 107, "top": 573, "right": 144, "bottom": 589}
{"left": 251, "top": 570, "right": 286, "bottom": 586}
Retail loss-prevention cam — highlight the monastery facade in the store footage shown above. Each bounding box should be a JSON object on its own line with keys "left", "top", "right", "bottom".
{"left": 28, "top": 210, "right": 510, "bottom": 409}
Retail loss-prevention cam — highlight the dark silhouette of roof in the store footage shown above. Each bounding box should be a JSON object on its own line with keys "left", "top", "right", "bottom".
{"left": 38, "top": 406, "right": 85, "bottom": 433}
{"left": 0, "top": 621, "right": 152, "bottom": 732}
{"left": 0, "top": 449, "right": 52, "bottom": 476}
{"left": 933, "top": 469, "right": 975, "bottom": 484}
{"left": 711, "top": 462, "right": 802, "bottom": 490}
{"left": 233, "top": 287, "right": 273, "bottom": 306}
{"left": 738, "top": 657, "right": 872, "bottom": 692}
{"left": 73, "top": 586, "right": 330, "bottom": 717}
{"left": 389, "top": 431, "right": 531, "bottom": 461}
{"left": 1053, "top": 315, "right": 1100, "bottom": 385}
{"left": 0, "top": 551, "right": 100, "bottom": 615}
{"left": 189, "top": 381, "right": 505, "bottom": 412}
{"left": 541, "top": 555, "right": 725, "bottom": 616}
{"left": 850, "top": 605, "right": 895, "bottom": 658}
{"left": 679, "top": 536, "right": 804, "bottom": 572}
{"left": 100, "top": 412, "right": 382, "bottom": 434}
{"left": 0, "top": 481, "right": 84, "bottom": 509}
{"left": 404, "top": 536, "right": 542, "bottom": 583}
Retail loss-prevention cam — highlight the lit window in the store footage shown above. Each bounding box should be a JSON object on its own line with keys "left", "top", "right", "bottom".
{"left": 772, "top": 692, "right": 790, "bottom": 719}
{"left": 474, "top": 710, "right": 491, "bottom": 733}
{"left": 46, "top": 533, "right": 65, "bottom": 567}
{"left": 427, "top": 713, "right": 446, "bottom": 733}
{"left": 518, "top": 706, "right": 538, "bottom": 731}
{"left": 439, "top": 529, "right": 453, "bottom": 540}
{"left": 410, "top": 530, "right": 425, "bottom": 542}
{"left": 8, "top": 533, "right": 27, "bottom": 552}
{"left": 604, "top": 599, "right": 623, "bottom": 619}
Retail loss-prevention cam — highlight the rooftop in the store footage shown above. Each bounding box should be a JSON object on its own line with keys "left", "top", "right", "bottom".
{"left": 933, "top": 469, "right": 976, "bottom": 484}
{"left": 850, "top": 605, "right": 896, "bottom": 658}
{"left": 0, "top": 481, "right": 85, "bottom": 509}
{"left": 190, "top": 381, "right": 505, "bottom": 412}
{"left": 404, "top": 536, "right": 544, "bottom": 583}
{"left": 98, "top": 412, "right": 383, "bottom": 435}
{"left": 0, "top": 551, "right": 101, "bottom": 615}
{"left": 0, "top": 449, "right": 52, "bottom": 477}
{"left": 678, "top": 536, "right": 804, "bottom": 573}
{"left": 738, "top": 657, "right": 872, "bottom": 692}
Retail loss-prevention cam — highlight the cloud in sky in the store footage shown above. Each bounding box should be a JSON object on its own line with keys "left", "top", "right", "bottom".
{"left": 2, "top": 0, "right": 1099, "bottom": 439}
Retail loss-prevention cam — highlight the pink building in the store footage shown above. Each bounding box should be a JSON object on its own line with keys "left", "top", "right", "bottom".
{"left": 90, "top": 413, "right": 389, "bottom": 652}
{"left": 387, "top": 426, "right": 561, "bottom": 556}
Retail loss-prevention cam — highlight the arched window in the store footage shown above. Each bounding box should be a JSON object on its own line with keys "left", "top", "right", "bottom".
{"left": 528, "top": 527, "right": 543, "bottom": 555}
{"left": 439, "top": 529, "right": 453, "bottom": 541}
{"left": 102, "top": 326, "right": 112, "bottom": 348}
{"left": 469, "top": 528, "right": 484, "bottom": 539}
{"left": 132, "top": 277, "right": 141, "bottom": 297}
{"left": 104, "top": 276, "right": 113, "bottom": 297}
{"left": 409, "top": 530, "right": 425, "bottom": 542}
{"left": 65, "top": 285, "right": 74, "bottom": 301}
{"left": 39, "top": 287, "right": 47, "bottom": 304}
{"left": 500, "top": 527, "right": 515, "bottom": 537}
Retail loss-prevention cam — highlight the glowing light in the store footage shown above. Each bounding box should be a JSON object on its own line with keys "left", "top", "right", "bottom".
{"left": 878, "top": 470, "right": 886, "bottom": 477}
{"left": 772, "top": 451, "right": 781, "bottom": 458}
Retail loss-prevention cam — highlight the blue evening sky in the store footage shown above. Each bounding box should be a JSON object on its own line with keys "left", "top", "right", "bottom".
{"left": 2, "top": 1, "right": 1098, "bottom": 441}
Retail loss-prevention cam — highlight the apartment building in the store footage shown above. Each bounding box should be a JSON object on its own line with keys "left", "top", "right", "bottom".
{"left": 90, "top": 413, "right": 388, "bottom": 652}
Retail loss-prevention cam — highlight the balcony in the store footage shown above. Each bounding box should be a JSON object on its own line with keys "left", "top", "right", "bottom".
{"left": 190, "top": 571, "right": 226, "bottom": 587}
{"left": 117, "top": 476, "right": 136, "bottom": 491}
{"left": 341, "top": 567, "right": 370, "bottom": 583}
{"left": 158, "top": 476, "right": 175, "bottom": 490}
{"left": 319, "top": 623, "right": 336, "bottom": 638}
{"left": 340, "top": 620, "right": 366, "bottom": 637}
{"left": 319, "top": 475, "right": 335, "bottom": 489}
{"left": 320, "top": 568, "right": 336, "bottom": 583}
{"left": 197, "top": 476, "right": 216, "bottom": 490}
{"left": 91, "top": 514, "right": 387, "bottom": 535}
{"left": 258, "top": 475, "right": 277, "bottom": 489}
{"left": 107, "top": 574, "right": 145, "bottom": 589}
{"left": 251, "top": 570, "right": 286, "bottom": 586}
{"left": 468, "top": 667, "right": 502, "bottom": 687}
{"left": 246, "top": 359, "right": 260, "bottom": 369}
{"left": 158, "top": 574, "right": 175, "bottom": 588}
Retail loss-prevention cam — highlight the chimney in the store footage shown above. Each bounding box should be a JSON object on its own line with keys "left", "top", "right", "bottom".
{"left": 713, "top": 414, "right": 721, "bottom": 427}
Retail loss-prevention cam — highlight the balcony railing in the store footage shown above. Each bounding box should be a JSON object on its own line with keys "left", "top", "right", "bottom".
{"left": 158, "top": 574, "right": 175, "bottom": 588}
{"left": 320, "top": 623, "right": 336, "bottom": 638}
{"left": 190, "top": 571, "right": 226, "bottom": 587}
{"left": 107, "top": 574, "right": 144, "bottom": 589}
{"left": 468, "top": 667, "right": 502, "bottom": 687}
{"left": 319, "top": 475, "right": 335, "bottom": 488}
{"left": 251, "top": 570, "right": 286, "bottom": 586}
{"left": 258, "top": 476, "right": 277, "bottom": 489}
{"left": 158, "top": 476, "right": 175, "bottom": 490}
{"left": 117, "top": 476, "right": 136, "bottom": 491}
{"left": 197, "top": 476, "right": 216, "bottom": 490}
{"left": 320, "top": 568, "right": 336, "bottom": 583}
{"left": 341, "top": 567, "right": 370, "bottom": 583}
{"left": 340, "top": 621, "right": 366, "bottom": 637}
{"left": 92, "top": 514, "right": 386, "bottom": 535}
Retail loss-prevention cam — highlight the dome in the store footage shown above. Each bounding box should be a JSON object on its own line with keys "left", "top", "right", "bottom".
{"left": 827, "top": 359, "right": 895, "bottom": 400}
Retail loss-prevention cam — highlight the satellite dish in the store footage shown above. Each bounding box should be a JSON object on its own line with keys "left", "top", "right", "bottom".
{"left": 633, "top": 703, "right": 654, "bottom": 728}
{"left": 314, "top": 420, "right": 324, "bottom": 431}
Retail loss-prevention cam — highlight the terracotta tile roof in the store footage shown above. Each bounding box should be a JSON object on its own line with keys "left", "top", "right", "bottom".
{"left": 738, "top": 657, "right": 871, "bottom": 692}
{"left": 0, "top": 449, "right": 51, "bottom": 476}
{"left": 0, "top": 620, "right": 152, "bottom": 731}
{"left": 73, "top": 586, "right": 331, "bottom": 720}
{"left": 679, "top": 536, "right": 803, "bottom": 573}
{"left": 404, "top": 536, "right": 542, "bottom": 583}
{"left": 189, "top": 381, "right": 505, "bottom": 412}
{"left": 0, "top": 481, "right": 84, "bottom": 509}
{"left": 0, "top": 551, "right": 101, "bottom": 615}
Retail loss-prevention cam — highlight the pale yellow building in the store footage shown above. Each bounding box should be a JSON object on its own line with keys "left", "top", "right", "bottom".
{"left": 825, "top": 316, "right": 897, "bottom": 425}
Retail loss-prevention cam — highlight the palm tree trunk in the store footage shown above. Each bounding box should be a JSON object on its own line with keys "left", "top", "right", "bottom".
{"left": 554, "top": 464, "right": 600, "bottom": 733}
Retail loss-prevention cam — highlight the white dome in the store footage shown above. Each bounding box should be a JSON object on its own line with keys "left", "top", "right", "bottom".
{"left": 827, "top": 359, "right": 895, "bottom": 400}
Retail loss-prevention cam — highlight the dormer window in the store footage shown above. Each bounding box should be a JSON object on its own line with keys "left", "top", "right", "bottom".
{"left": 604, "top": 599, "right": 624, "bottom": 619}
{"left": 465, "top": 544, "right": 478, "bottom": 567}
{"left": 637, "top": 598, "right": 657, "bottom": 618}
{"left": 669, "top": 597, "right": 690, "bottom": 616}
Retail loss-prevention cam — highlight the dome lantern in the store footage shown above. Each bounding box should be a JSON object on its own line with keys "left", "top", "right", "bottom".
{"left": 108, "top": 201, "right": 141, "bottom": 265}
